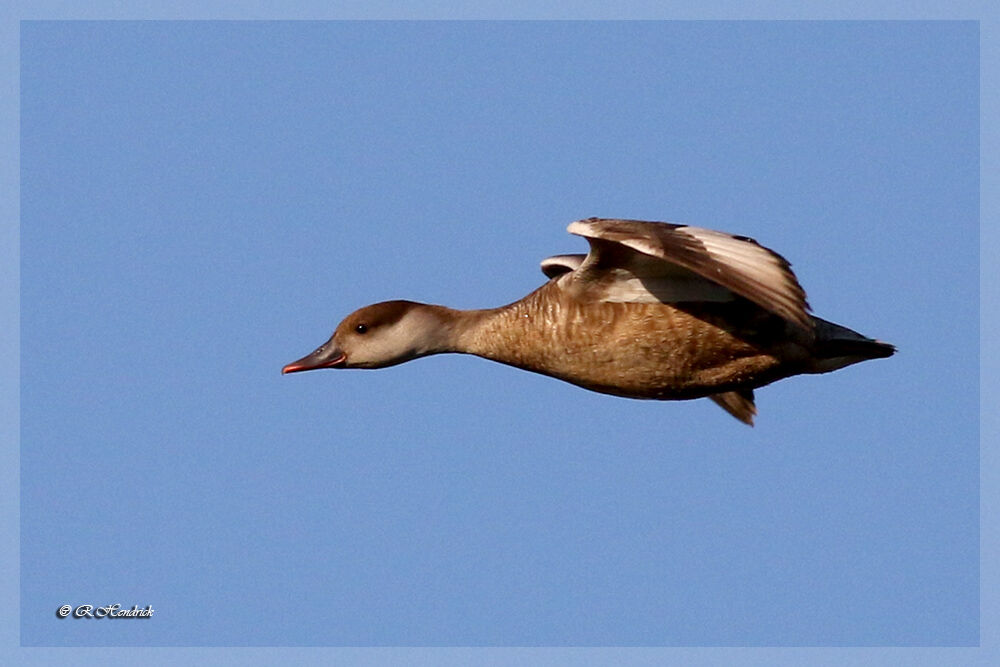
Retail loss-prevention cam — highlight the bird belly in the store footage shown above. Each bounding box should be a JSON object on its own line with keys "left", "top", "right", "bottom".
{"left": 481, "top": 299, "right": 793, "bottom": 400}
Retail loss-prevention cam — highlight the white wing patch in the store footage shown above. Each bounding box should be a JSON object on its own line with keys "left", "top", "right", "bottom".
{"left": 602, "top": 275, "right": 735, "bottom": 304}
{"left": 563, "top": 260, "right": 735, "bottom": 304}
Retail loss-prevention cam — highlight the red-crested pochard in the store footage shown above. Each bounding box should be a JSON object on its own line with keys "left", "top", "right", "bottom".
{"left": 283, "top": 218, "right": 894, "bottom": 425}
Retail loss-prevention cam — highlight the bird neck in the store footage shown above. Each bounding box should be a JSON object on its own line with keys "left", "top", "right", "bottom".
{"left": 445, "top": 283, "right": 558, "bottom": 367}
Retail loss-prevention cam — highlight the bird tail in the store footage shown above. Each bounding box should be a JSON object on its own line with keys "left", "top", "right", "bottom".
{"left": 808, "top": 316, "right": 895, "bottom": 373}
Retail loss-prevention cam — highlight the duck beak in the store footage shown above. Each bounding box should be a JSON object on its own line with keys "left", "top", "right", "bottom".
{"left": 282, "top": 343, "right": 347, "bottom": 374}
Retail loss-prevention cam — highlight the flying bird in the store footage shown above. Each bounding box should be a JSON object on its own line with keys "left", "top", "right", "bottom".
{"left": 283, "top": 218, "right": 894, "bottom": 425}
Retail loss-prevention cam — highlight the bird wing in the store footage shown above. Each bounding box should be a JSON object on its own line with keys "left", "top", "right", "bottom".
{"left": 540, "top": 254, "right": 586, "bottom": 279}
{"left": 562, "top": 218, "right": 813, "bottom": 331}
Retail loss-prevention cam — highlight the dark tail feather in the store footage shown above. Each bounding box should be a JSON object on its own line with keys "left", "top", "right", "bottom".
{"left": 810, "top": 317, "right": 895, "bottom": 373}
{"left": 709, "top": 389, "right": 757, "bottom": 426}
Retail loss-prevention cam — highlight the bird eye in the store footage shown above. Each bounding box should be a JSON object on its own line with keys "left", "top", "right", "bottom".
{"left": 355, "top": 324, "right": 368, "bottom": 334}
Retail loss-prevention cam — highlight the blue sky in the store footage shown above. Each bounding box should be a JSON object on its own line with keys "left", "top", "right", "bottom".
{"left": 12, "top": 14, "right": 985, "bottom": 661}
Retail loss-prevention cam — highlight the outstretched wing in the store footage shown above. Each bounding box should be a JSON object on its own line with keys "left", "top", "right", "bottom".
{"left": 564, "top": 218, "right": 813, "bottom": 331}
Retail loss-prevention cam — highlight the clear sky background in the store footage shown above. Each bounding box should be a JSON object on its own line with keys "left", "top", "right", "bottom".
{"left": 16, "top": 17, "right": 980, "bottom": 655}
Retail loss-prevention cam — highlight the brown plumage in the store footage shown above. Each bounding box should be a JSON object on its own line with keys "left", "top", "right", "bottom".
{"left": 283, "top": 218, "right": 894, "bottom": 425}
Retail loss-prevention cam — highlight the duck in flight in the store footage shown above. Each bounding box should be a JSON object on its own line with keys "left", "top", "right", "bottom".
{"left": 283, "top": 218, "right": 894, "bottom": 425}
